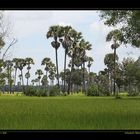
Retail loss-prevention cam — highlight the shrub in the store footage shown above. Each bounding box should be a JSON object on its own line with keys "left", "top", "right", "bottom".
{"left": 24, "top": 86, "right": 49, "bottom": 97}
{"left": 49, "top": 86, "right": 60, "bottom": 96}
{"left": 86, "top": 84, "right": 99, "bottom": 96}
{"left": 24, "top": 86, "right": 36, "bottom": 96}
{"left": 35, "top": 88, "right": 49, "bottom": 97}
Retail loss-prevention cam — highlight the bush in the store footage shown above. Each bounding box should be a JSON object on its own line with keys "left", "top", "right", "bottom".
{"left": 35, "top": 88, "right": 49, "bottom": 97}
{"left": 98, "top": 85, "right": 110, "bottom": 96}
{"left": 86, "top": 84, "right": 99, "bottom": 96}
{"left": 49, "top": 86, "right": 60, "bottom": 96}
{"left": 24, "top": 86, "right": 49, "bottom": 97}
{"left": 24, "top": 86, "right": 36, "bottom": 96}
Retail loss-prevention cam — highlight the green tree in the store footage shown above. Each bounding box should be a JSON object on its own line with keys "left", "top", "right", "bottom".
{"left": 100, "top": 10, "right": 140, "bottom": 48}
{"left": 41, "top": 57, "right": 51, "bottom": 86}
{"left": 25, "top": 57, "right": 34, "bottom": 86}
{"left": 17, "top": 59, "right": 26, "bottom": 92}
{"left": 4, "top": 60, "right": 13, "bottom": 94}
{"left": 87, "top": 56, "right": 94, "bottom": 73}
{"left": 59, "top": 26, "right": 73, "bottom": 92}
{"left": 35, "top": 69, "right": 43, "bottom": 86}
{"left": 48, "top": 63, "right": 56, "bottom": 86}
{"left": 46, "top": 25, "right": 63, "bottom": 88}
{"left": 12, "top": 58, "right": 19, "bottom": 85}
{"left": 67, "top": 30, "right": 82, "bottom": 94}
{"left": 104, "top": 53, "right": 119, "bottom": 94}
{"left": 106, "top": 29, "right": 123, "bottom": 96}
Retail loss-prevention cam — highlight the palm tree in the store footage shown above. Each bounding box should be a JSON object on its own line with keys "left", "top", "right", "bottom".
{"left": 67, "top": 30, "right": 82, "bottom": 94}
{"left": 25, "top": 57, "right": 34, "bottom": 86}
{"left": 4, "top": 60, "right": 13, "bottom": 94}
{"left": 12, "top": 58, "right": 19, "bottom": 86}
{"left": 25, "top": 72, "right": 30, "bottom": 86}
{"left": 87, "top": 57, "right": 94, "bottom": 73}
{"left": 79, "top": 39, "right": 92, "bottom": 93}
{"left": 41, "top": 57, "right": 51, "bottom": 80}
{"left": 104, "top": 53, "right": 119, "bottom": 94}
{"left": 46, "top": 25, "right": 63, "bottom": 88}
{"left": 59, "top": 26, "right": 73, "bottom": 92}
{"left": 35, "top": 69, "right": 43, "bottom": 86}
{"left": 0, "top": 59, "right": 6, "bottom": 93}
{"left": 106, "top": 29, "right": 123, "bottom": 96}
{"left": 17, "top": 59, "right": 26, "bottom": 92}
{"left": 41, "top": 75, "right": 48, "bottom": 87}
{"left": 48, "top": 63, "right": 56, "bottom": 86}
{"left": 31, "top": 79, "right": 35, "bottom": 86}
{"left": 18, "top": 74, "right": 22, "bottom": 85}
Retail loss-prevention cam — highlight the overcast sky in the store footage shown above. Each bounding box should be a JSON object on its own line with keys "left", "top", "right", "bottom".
{"left": 3, "top": 10, "right": 140, "bottom": 84}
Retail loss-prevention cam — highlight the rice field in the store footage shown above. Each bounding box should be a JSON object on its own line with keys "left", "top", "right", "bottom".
{"left": 0, "top": 95, "right": 140, "bottom": 130}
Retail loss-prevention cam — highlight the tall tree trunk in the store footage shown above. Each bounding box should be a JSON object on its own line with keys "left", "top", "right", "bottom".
{"left": 128, "top": 78, "right": 131, "bottom": 96}
{"left": 7, "top": 67, "right": 10, "bottom": 94}
{"left": 9, "top": 68, "right": 12, "bottom": 94}
{"left": 83, "top": 62, "right": 86, "bottom": 94}
{"left": 68, "top": 52, "right": 74, "bottom": 95}
{"left": 70, "top": 53, "right": 75, "bottom": 94}
{"left": 88, "top": 66, "right": 90, "bottom": 89}
{"left": 27, "top": 78, "right": 28, "bottom": 86}
{"left": 88, "top": 66, "right": 90, "bottom": 74}
{"left": 27, "top": 69, "right": 30, "bottom": 86}
{"left": 108, "top": 70, "right": 110, "bottom": 94}
{"left": 13, "top": 68, "right": 17, "bottom": 93}
{"left": 55, "top": 48, "right": 59, "bottom": 88}
{"left": 39, "top": 77, "right": 40, "bottom": 87}
{"left": 114, "top": 48, "right": 116, "bottom": 96}
{"left": 63, "top": 49, "right": 67, "bottom": 92}
{"left": 45, "top": 70, "right": 47, "bottom": 92}
{"left": 14, "top": 68, "right": 17, "bottom": 85}
{"left": 21, "top": 69, "right": 25, "bottom": 92}
{"left": 110, "top": 72, "right": 113, "bottom": 95}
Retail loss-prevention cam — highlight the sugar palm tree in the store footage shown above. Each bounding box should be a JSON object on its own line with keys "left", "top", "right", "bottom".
{"left": 106, "top": 29, "right": 124, "bottom": 96}
{"left": 41, "top": 57, "right": 51, "bottom": 78}
{"left": 48, "top": 63, "right": 56, "bottom": 86}
{"left": 41, "top": 75, "right": 48, "bottom": 87}
{"left": 87, "top": 57, "right": 94, "bottom": 73}
{"left": 4, "top": 60, "right": 13, "bottom": 94}
{"left": 59, "top": 26, "right": 73, "bottom": 92}
{"left": 79, "top": 39, "right": 92, "bottom": 93}
{"left": 31, "top": 79, "right": 35, "bottom": 86}
{"left": 35, "top": 69, "right": 43, "bottom": 86}
{"left": 17, "top": 59, "right": 26, "bottom": 92}
{"left": 46, "top": 25, "right": 63, "bottom": 88}
{"left": 25, "top": 57, "right": 34, "bottom": 86}
{"left": 67, "top": 30, "right": 82, "bottom": 94}
{"left": 12, "top": 58, "right": 19, "bottom": 86}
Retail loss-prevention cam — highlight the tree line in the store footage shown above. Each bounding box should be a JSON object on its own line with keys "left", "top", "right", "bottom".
{"left": 0, "top": 10, "right": 140, "bottom": 97}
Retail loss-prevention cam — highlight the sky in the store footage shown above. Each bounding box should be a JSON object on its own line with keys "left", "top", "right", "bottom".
{"left": 2, "top": 10, "right": 140, "bottom": 85}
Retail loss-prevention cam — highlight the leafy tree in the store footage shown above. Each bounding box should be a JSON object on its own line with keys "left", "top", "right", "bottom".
{"left": 31, "top": 79, "right": 35, "bottom": 86}
{"left": 106, "top": 29, "right": 123, "bottom": 96}
{"left": 46, "top": 25, "right": 63, "bottom": 88}
{"left": 41, "top": 57, "right": 52, "bottom": 87}
{"left": 100, "top": 10, "right": 140, "bottom": 48}
{"left": 48, "top": 63, "right": 56, "bottom": 86}
{"left": 25, "top": 57, "right": 34, "bottom": 86}
{"left": 4, "top": 60, "right": 13, "bottom": 94}
{"left": 17, "top": 58, "right": 26, "bottom": 92}
{"left": 67, "top": 30, "right": 82, "bottom": 94}
{"left": 59, "top": 26, "right": 73, "bottom": 92}
{"left": 104, "top": 53, "right": 118, "bottom": 94}
{"left": 35, "top": 69, "right": 43, "bottom": 86}
{"left": 87, "top": 56, "right": 94, "bottom": 73}
{"left": 12, "top": 58, "right": 19, "bottom": 85}
{"left": 41, "top": 75, "right": 48, "bottom": 87}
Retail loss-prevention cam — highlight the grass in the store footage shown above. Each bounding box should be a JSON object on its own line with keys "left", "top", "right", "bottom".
{"left": 0, "top": 95, "right": 140, "bottom": 130}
